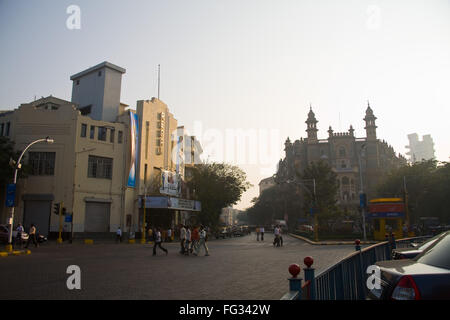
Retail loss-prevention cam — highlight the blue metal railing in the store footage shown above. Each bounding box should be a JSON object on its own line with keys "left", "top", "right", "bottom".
{"left": 281, "top": 236, "right": 432, "bottom": 300}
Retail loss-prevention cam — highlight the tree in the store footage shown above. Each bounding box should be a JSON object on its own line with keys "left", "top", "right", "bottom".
{"left": 299, "top": 160, "right": 340, "bottom": 227}
{"left": 0, "top": 137, "right": 19, "bottom": 186}
{"left": 245, "top": 182, "right": 303, "bottom": 231}
{"left": 187, "top": 162, "right": 251, "bottom": 227}
{"left": 376, "top": 160, "right": 450, "bottom": 224}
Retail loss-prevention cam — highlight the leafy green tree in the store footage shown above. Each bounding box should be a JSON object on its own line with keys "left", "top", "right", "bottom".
{"left": 376, "top": 160, "right": 450, "bottom": 224}
{"left": 299, "top": 160, "right": 340, "bottom": 227}
{"left": 187, "top": 162, "right": 251, "bottom": 227}
{"left": 0, "top": 137, "right": 19, "bottom": 185}
{"left": 246, "top": 182, "right": 303, "bottom": 231}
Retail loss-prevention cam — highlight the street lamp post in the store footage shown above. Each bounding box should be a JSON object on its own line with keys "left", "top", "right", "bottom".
{"left": 141, "top": 184, "right": 147, "bottom": 244}
{"left": 283, "top": 177, "right": 317, "bottom": 241}
{"left": 6, "top": 137, "right": 54, "bottom": 251}
{"left": 358, "top": 144, "right": 367, "bottom": 241}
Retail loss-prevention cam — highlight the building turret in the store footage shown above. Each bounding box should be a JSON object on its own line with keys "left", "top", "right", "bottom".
{"left": 364, "top": 102, "right": 377, "bottom": 141}
{"left": 306, "top": 106, "right": 318, "bottom": 143}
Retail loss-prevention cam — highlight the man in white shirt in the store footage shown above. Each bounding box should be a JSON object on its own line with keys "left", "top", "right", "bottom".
{"left": 116, "top": 227, "right": 122, "bottom": 243}
{"left": 260, "top": 226, "right": 265, "bottom": 241}
{"left": 194, "top": 225, "right": 210, "bottom": 256}
{"left": 185, "top": 226, "right": 192, "bottom": 256}
{"left": 180, "top": 225, "right": 186, "bottom": 254}
{"left": 153, "top": 228, "right": 168, "bottom": 256}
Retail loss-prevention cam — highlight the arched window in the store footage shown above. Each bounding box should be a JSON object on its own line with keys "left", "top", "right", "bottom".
{"left": 342, "top": 177, "right": 349, "bottom": 185}
{"left": 339, "top": 146, "right": 346, "bottom": 158}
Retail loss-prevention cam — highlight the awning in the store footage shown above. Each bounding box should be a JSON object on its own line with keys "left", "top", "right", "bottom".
{"left": 139, "top": 196, "right": 201, "bottom": 212}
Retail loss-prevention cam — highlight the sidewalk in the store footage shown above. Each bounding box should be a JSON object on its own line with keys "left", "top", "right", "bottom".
{"left": 0, "top": 248, "right": 31, "bottom": 257}
{"left": 289, "top": 233, "right": 377, "bottom": 245}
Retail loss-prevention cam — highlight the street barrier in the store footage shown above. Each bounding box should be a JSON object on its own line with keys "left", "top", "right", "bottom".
{"left": 281, "top": 235, "right": 432, "bottom": 300}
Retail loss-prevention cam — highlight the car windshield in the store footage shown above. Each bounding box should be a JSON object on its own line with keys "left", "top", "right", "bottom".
{"left": 415, "top": 233, "right": 450, "bottom": 270}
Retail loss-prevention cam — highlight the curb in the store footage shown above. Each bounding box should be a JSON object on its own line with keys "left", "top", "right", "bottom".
{"left": 0, "top": 249, "right": 31, "bottom": 257}
{"left": 289, "top": 233, "right": 377, "bottom": 245}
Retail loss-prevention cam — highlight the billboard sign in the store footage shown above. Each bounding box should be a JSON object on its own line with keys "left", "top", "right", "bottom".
{"left": 159, "top": 170, "right": 181, "bottom": 196}
{"left": 127, "top": 111, "right": 139, "bottom": 187}
{"left": 5, "top": 183, "right": 16, "bottom": 207}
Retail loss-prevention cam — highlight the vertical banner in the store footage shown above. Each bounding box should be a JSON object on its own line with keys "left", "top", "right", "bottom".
{"left": 127, "top": 111, "right": 139, "bottom": 187}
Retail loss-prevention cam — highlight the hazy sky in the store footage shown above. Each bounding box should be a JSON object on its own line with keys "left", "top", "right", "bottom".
{"left": 1, "top": 0, "right": 449, "bottom": 210}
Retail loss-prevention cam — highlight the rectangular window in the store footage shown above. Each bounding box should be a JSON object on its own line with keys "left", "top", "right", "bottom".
{"left": 81, "top": 124, "right": 87, "bottom": 137}
{"left": 110, "top": 128, "right": 115, "bottom": 143}
{"left": 118, "top": 131, "right": 123, "bottom": 144}
{"left": 144, "top": 164, "right": 148, "bottom": 186}
{"left": 157, "top": 113, "right": 162, "bottom": 120}
{"left": 6, "top": 122, "right": 10, "bottom": 136}
{"left": 98, "top": 127, "right": 107, "bottom": 141}
{"left": 88, "top": 156, "right": 113, "bottom": 179}
{"left": 80, "top": 105, "right": 92, "bottom": 115}
{"left": 156, "top": 139, "right": 161, "bottom": 147}
{"left": 90, "top": 126, "right": 95, "bottom": 139}
{"left": 156, "top": 130, "right": 161, "bottom": 138}
{"left": 29, "top": 152, "right": 56, "bottom": 176}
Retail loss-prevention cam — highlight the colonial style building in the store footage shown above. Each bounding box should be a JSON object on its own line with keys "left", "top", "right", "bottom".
{"left": 276, "top": 104, "right": 407, "bottom": 211}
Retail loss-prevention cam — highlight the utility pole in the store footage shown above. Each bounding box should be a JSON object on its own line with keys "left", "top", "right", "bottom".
{"left": 157, "top": 64, "right": 160, "bottom": 100}
{"left": 141, "top": 185, "right": 147, "bottom": 244}
{"left": 403, "top": 176, "right": 410, "bottom": 231}
{"left": 358, "top": 144, "right": 367, "bottom": 241}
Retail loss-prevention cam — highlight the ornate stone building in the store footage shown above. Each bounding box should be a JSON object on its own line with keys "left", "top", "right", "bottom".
{"left": 277, "top": 104, "right": 407, "bottom": 211}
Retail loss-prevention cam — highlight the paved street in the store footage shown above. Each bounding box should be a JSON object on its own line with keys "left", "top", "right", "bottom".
{"left": 0, "top": 234, "right": 358, "bottom": 300}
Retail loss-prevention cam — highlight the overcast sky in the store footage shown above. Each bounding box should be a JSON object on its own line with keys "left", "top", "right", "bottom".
{"left": 1, "top": 0, "right": 449, "bottom": 210}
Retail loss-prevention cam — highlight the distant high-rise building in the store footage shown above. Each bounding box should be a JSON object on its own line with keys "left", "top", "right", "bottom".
{"left": 405, "top": 133, "right": 435, "bottom": 163}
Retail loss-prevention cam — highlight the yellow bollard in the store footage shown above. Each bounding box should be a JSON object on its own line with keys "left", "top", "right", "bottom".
{"left": 84, "top": 239, "right": 94, "bottom": 245}
{"left": 128, "top": 239, "right": 135, "bottom": 244}
{"left": 5, "top": 244, "right": 13, "bottom": 252}
{"left": 0, "top": 252, "right": 8, "bottom": 257}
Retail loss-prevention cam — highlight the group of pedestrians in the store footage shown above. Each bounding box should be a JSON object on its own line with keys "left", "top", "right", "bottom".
{"left": 15, "top": 223, "right": 39, "bottom": 248}
{"left": 255, "top": 226, "right": 265, "bottom": 241}
{"left": 179, "top": 224, "right": 209, "bottom": 256}
{"left": 273, "top": 225, "right": 283, "bottom": 247}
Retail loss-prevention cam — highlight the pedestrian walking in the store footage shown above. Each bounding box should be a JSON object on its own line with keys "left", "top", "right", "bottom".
{"left": 194, "top": 225, "right": 209, "bottom": 256}
{"left": 25, "top": 224, "right": 38, "bottom": 248}
{"left": 179, "top": 225, "right": 186, "bottom": 254}
{"left": 261, "top": 226, "right": 265, "bottom": 241}
{"left": 273, "top": 225, "right": 283, "bottom": 247}
{"left": 16, "top": 223, "right": 24, "bottom": 248}
{"left": 256, "top": 227, "right": 260, "bottom": 241}
{"left": 185, "top": 226, "right": 192, "bottom": 256}
{"left": 116, "top": 226, "right": 122, "bottom": 243}
{"left": 191, "top": 226, "right": 200, "bottom": 253}
{"left": 167, "top": 228, "right": 172, "bottom": 242}
{"left": 153, "top": 228, "right": 168, "bottom": 256}
{"left": 147, "top": 227, "right": 153, "bottom": 240}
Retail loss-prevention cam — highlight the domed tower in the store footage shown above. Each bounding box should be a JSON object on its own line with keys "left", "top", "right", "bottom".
{"left": 306, "top": 106, "right": 318, "bottom": 143}
{"left": 364, "top": 102, "right": 377, "bottom": 141}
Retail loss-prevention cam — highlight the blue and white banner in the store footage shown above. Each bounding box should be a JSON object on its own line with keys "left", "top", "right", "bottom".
{"left": 127, "top": 111, "right": 139, "bottom": 187}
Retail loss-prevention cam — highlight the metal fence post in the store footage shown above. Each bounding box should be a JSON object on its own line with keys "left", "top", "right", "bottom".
{"left": 288, "top": 264, "right": 303, "bottom": 300}
{"left": 385, "top": 233, "right": 392, "bottom": 260}
{"left": 304, "top": 256, "right": 316, "bottom": 300}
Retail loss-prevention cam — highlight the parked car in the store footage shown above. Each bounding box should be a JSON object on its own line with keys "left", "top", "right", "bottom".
{"left": 367, "top": 231, "right": 450, "bottom": 300}
{"left": 232, "top": 226, "right": 246, "bottom": 237}
{"left": 393, "top": 232, "right": 448, "bottom": 260}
